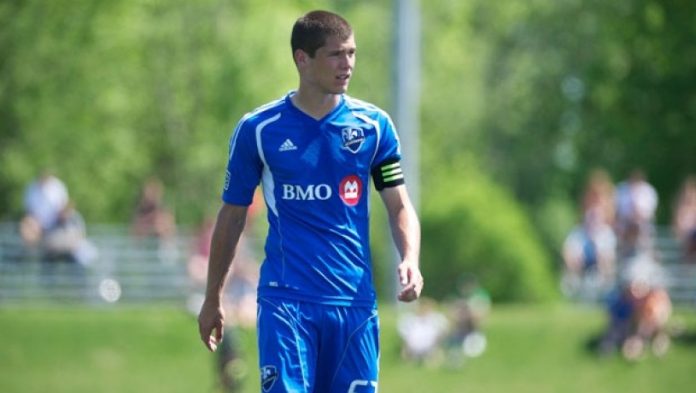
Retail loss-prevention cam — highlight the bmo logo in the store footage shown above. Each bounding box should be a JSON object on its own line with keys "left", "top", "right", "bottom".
{"left": 339, "top": 175, "right": 363, "bottom": 206}
{"left": 282, "top": 183, "right": 332, "bottom": 201}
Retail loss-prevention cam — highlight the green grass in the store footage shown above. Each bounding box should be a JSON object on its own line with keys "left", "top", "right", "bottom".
{"left": 1, "top": 303, "right": 695, "bottom": 393}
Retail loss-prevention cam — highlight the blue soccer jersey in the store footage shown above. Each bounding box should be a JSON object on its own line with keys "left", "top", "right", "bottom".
{"left": 222, "top": 92, "right": 402, "bottom": 307}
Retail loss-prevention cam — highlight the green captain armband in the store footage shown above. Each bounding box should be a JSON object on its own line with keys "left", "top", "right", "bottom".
{"left": 372, "top": 158, "right": 405, "bottom": 191}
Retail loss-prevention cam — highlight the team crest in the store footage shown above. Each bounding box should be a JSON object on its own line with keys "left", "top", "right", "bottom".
{"left": 341, "top": 127, "right": 365, "bottom": 154}
{"left": 261, "top": 365, "right": 278, "bottom": 392}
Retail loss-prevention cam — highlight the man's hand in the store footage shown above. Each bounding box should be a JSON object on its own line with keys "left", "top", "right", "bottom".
{"left": 397, "top": 260, "right": 423, "bottom": 302}
{"left": 198, "top": 299, "right": 225, "bottom": 352}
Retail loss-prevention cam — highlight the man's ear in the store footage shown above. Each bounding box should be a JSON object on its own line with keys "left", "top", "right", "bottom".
{"left": 294, "top": 49, "right": 309, "bottom": 67}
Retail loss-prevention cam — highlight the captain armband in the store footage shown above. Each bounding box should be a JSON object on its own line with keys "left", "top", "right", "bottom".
{"left": 371, "top": 158, "right": 405, "bottom": 191}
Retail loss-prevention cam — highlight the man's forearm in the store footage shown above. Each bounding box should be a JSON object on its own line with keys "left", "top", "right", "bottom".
{"left": 205, "top": 204, "right": 248, "bottom": 301}
{"left": 389, "top": 204, "right": 420, "bottom": 263}
{"left": 385, "top": 187, "right": 421, "bottom": 263}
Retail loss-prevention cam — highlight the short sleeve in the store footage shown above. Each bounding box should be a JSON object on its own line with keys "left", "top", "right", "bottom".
{"left": 371, "top": 113, "right": 404, "bottom": 190}
{"left": 372, "top": 113, "right": 402, "bottom": 167}
{"left": 221, "top": 118, "right": 263, "bottom": 205}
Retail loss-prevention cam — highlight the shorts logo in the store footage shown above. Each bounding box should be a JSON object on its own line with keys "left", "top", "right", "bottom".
{"left": 260, "top": 365, "right": 278, "bottom": 392}
{"left": 339, "top": 175, "right": 363, "bottom": 206}
{"left": 341, "top": 127, "right": 365, "bottom": 154}
{"left": 348, "top": 379, "right": 378, "bottom": 393}
{"left": 224, "top": 170, "right": 231, "bottom": 190}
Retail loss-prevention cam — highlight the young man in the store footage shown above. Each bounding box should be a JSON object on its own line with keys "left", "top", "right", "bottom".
{"left": 198, "top": 10, "right": 422, "bottom": 392}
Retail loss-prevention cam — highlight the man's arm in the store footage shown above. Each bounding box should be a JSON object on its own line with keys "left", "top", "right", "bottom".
{"left": 197, "top": 202, "right": 249, "bottom": 351}
{"left": 379, "top": 185, "right": 423, "bottom": 302}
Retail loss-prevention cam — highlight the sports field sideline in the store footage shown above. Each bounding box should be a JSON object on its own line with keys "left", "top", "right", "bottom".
{"left": 1, "top": 303, "right": 695, "bottom": 393}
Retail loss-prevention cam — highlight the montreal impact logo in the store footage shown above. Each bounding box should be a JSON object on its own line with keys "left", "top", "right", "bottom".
{"left": 261, "top": 365, "right": 278, "bottom": 392}
{"left": 341, "top": 127, "right": 365, "bottom": 153}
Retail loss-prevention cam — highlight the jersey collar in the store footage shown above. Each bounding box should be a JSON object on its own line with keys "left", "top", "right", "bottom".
{"left": 285, "top": 91, "right": 346, "bottom": 123}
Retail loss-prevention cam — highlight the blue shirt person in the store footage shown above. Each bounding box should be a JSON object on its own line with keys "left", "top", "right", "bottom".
{"left": 198, "top": 10, "right": 422, "bottom": 392}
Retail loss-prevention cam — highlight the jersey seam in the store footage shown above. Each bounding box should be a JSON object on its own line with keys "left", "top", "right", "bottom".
{"left": 329, "top": 311, "right": 379, "bottom": 388}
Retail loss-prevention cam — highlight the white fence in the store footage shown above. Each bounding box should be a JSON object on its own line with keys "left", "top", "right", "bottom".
{"left": 1, "top": 222, "right": 695, "bottom": 307}
{"left": 0, "top": 222, "right": 196, "bottom": 306}
{"left": 561, "top": 227, "right": 696, "bottom": 306}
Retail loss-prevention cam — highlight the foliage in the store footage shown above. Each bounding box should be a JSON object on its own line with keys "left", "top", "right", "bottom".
{"left": 420, "top": 160, "right": 557, "bottom": 302}
{"left": 0, "top": 0, "right": 312, "bottom": 223}
{"left": 2, "top": 0, "right": 694, "bottom": 301}
{"left": 468, "top": 0, "right": 696, "bottom": 223}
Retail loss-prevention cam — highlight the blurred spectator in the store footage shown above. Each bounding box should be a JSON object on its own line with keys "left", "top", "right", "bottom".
{"left": 615, "top": 169, "right": 658, "bottom": 256}
{"left": 562, "top": 170, "right": 617, "bottom": 297}
{"left": 36, "top": 201, "right": 98, "bottom": 297}
{"left": 20, "top": 171, "right": 69, "bottom": 246}
{"left": 599, "top": 279, "right": 635, "bottom": 357}
{"left": 599, "top": 253, "right": 672, "bottom": 361}
{"left": 397, "top": 297, "right": 449, "bottom": 365}
{"left": 187, "top": 217, "right": 216, "bottom": 290}
{"left": 188, "top": 193, "right": 263, "bottom": 392}
{"left": 582, "top": 169, "right": 616, "bottom": 228}
{"left": 562, "top": 222, "right": 617, "bottom": 292}
{"left": 41, "top": 201, "right": 98, "bottom": 266}
{"left": 188, "top": 191, "right": 263, "bottom": 324}
{"left": 672, "top": 176, "right": 696, "bottom": 263}
{"left": 187, "top": 215, "right": 259, "bottom": 392}
{"left": 131, "top": 177, "right": 176, "bottom": 240}
{"left": 187, "top": 217, "right": 259, "bottom": 326}
{"left": 444, "top": 276, "right": 490, "bottom": 365}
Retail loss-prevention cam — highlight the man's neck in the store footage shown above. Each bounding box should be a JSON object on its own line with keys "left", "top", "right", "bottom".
{"left": 291, "top": 88, "right": 341, "bottom": 120}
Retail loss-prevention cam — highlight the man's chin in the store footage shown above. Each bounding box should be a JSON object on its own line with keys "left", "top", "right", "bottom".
{"left": 331, "top": 84, "right": 349, "bottom": 94}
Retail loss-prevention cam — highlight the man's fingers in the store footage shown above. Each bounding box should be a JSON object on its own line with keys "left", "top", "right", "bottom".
{"left": 215, "top": 323, "right": 224, "bottom": 342}
{"left": 198, "top": 320, "right": 210, "bottom": 344}
{"left": 198, "top": 308, "right": 224, "bottom": 352}
{"left": 397, "top": 271, "right": 423, "bottom": 303}
{"left": 203, "top": 323, "right": 224, "bottom": 352}
{"left": 207, "top": 335, "right": 219, "bottom": 352}
{"left": 398, "top": 265, "right": 409, "bottom": 285}
{"left": 398, "top": 287, "right": 417, "bottom": 302}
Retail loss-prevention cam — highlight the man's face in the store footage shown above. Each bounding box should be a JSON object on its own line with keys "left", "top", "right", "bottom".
{"left": 301, "top": 34, "right": 356, "bottom": 94}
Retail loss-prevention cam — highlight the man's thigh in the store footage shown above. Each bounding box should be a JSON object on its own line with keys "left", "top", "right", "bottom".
{"left": 257, "top": 298, "right": 318, "bottom": 392}
{"left": 316, "top": 305, "right": 379, "bottom": 393}
{"left": 256, "top": 299, "right": 379, "bottom": 393}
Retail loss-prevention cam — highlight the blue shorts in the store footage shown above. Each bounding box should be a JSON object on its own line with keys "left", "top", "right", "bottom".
{"left": 257, "top": 297, "right": 379, "bottom": 393}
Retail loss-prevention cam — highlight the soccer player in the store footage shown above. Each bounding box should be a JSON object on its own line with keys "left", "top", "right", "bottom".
{"left": 198, "top": 10, "right": 423, "bottom": 392}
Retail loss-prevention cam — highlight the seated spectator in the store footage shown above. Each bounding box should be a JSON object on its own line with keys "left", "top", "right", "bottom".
{"left": 131, "top": 177, "right": 176, "bottom": 240}
{"left": 20, "top": 171, "right": 69, "bottom": 247}
{"left": 561, "top": 220, "right": 617, "bottom": 296}
{"left": 582, "top": 169, "right": 616, "bottom": 228}
{"left": 397, "top": 297, "right": 449, "bottom": 365}
{"left": 445, "top": 276, "right": 490, "bottom": 364}
{"left": 562, "top": 170, "right": 618, "bottom": 298}
{"left": 615, "top": 169, "right": 658, "bottom": 254}
{"left": 672, "top": 175, "right": 696, "bottom": 263}
{"left": 621, "top": 253, "right": 672, "bottom": 360}
{"left": 600, "top": 253, "right": 672, "bottom": 360}
{"left": 41, "top": 201, "right": 97, "bottom": 266}
{"left": 599, "top": 281, "right": 635, "bottom": 357}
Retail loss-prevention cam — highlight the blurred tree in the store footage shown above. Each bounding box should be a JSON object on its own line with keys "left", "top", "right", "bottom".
{"left": 420, "top": 159, "right": 557, "bottom": 302}
{"left": 0, "top": 0, "right": 303, "bottom": 223}
{"left": 3, "top": 0, "right": 693, "bottom": 301}
{"left": 0, "top": 0, "right": 393, "bottom": 224}
{"left": 468, "top": 0, "right": 695, "bottom": 222}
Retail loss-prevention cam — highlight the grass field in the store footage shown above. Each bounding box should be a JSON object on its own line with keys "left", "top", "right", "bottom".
{"left": 1, "top": 303, "right": 695, "bottom": 393}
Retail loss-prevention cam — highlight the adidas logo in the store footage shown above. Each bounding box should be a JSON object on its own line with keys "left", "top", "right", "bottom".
{"left": 279, "top": 139, "right": 298, "bottom": 152}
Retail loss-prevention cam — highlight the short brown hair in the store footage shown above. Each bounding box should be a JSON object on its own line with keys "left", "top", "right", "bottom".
{"left": 291, "top": 10, "right": 352, "bottom": 57}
